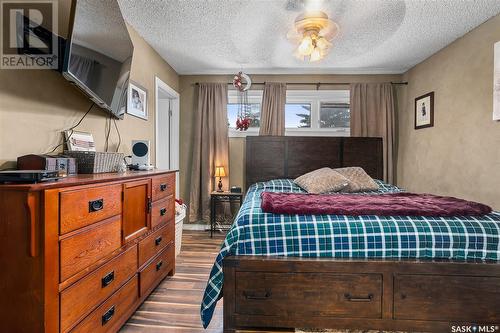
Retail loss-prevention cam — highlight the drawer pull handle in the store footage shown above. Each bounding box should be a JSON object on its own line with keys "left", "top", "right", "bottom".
{"left": 344, "top": 293, "right": 373, "bottom": 302}
{"left": 89, "top": 199, "right": 104, "bottom": 212}
{"left": 155, "top": 236, "right": 163, "bottom": 246}
{"left": 156, "top": 260, "right": 163, "bottom": 271}
{"left": 101, "top": 305, "right": 115, "bottom": 325}
{"left": 160, "top": 208, "right": 167, "bottom": 216}
{"left": 160, "top": 183, "right": 167, "bottom": 191}
{"left": 244, "top": 291, "right": 271, "bottom": 300}
{"left": 101, "top": 271, "right": 115, "bottom": 287}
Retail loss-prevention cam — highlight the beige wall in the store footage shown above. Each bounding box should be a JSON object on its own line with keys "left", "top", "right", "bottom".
{"left": 398, "top": 14, "right": 500, "bottom": 209}
{"left": 179, "top": 74, "right": 402, "bottom": 214}
{"left": 0, "top": 0, "right": 179, "bottom": 169}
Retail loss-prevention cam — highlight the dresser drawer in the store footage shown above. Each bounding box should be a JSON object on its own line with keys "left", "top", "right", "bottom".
{"left": 151, "top": 196, "right": 175, "bottom": 229}
{"left": 139, "top": 243, "right": 174, "bottom": 296}
{"left": 138, "top": 223, "right": 174, "bottom": 267}
{"left": 60, "top": 245, "right": 137, "bottom": 332}
{"left": 394, "top": 274, "right": 500, "bottom": 322}
{"left": 60, "top": 216, "right": 122, "bottom": 282}
{"left": 70, "top": 275, "right": 139, "bottom": 333}
{"left": 234, "top": 273, "right": 382, "bottom": 320}
{"left": 60, "top": 184, "right": 122, "bottom": 234}
{"left": 151, "top": 173, "right": 175, "bottom": 201}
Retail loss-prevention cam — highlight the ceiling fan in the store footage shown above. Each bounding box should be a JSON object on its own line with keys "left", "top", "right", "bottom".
{"left": 287, "top": 9, "right": 339, "bottom": 62}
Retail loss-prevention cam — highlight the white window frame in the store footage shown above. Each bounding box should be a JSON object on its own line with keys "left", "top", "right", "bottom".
{"left": 228, "top": 89, "right": 350, "bottom": 137}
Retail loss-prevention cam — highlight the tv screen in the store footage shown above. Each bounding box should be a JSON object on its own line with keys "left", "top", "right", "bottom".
{"left": 63, "top": 0, "right": 133, "bottom": 119}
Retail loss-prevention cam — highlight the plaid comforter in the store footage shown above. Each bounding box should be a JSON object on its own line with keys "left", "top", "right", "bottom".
{"left": 200, "top": 179, "right": 500, "bottom": 328}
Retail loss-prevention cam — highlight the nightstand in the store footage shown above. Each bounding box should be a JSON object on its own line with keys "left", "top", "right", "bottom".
{"left": 210, "top": 191, "right": 244, "bottom": 238}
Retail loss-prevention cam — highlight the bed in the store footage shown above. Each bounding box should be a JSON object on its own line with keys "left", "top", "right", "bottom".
{"left": 201, "top": 136, "right": 500, "bottom": 333}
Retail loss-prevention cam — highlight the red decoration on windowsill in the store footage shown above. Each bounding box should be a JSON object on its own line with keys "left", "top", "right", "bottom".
{"left": 236, "top": 117, "right": 251, "bottom": 131}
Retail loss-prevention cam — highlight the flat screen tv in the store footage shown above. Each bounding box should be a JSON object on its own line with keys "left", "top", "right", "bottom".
{"left": 63, "top": 0, "right": 133, "bottom": 119}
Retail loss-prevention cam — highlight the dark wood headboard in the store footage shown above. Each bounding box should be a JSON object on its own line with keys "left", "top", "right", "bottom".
{"left": 245, "top": 136, "right": 383, "bottom": 189}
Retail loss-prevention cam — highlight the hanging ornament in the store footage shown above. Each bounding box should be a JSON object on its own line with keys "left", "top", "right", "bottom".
{"left": 232, "top": 72, "right": 252, "bottom": 131}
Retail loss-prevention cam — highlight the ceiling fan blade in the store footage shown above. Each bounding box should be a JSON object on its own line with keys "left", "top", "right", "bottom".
{"left": 285, "top": 0, "right": 303, "bottom": 12}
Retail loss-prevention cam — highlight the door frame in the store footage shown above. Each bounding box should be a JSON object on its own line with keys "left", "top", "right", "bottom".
{"left": 154, "top": 76, "right": 180, "bottom": 197}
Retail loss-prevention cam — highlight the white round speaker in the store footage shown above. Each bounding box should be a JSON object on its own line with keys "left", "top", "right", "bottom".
{"left": 131, "top": 140, "right": 150, "bottom": 166}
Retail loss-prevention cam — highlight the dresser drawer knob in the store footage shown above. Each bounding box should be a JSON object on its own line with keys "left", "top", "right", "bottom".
{"left": 101, "top": 305, "right": 115, "bottom": 325}
{"left": 160, "top": 208, "right": 167, "bottom": 216}
{"left": 344, "top": 293, "right": 373, "bottom": 302}
{"left": 244, "top": 291, "right": 271, "bottom": 300}
{"left": 89, "top": 199, "right": 104, "bottom": 212}
{"left": 156, "top": 260, "right": 163, "bottom": 271}
{"left": 155, "top": 236, "right": 163, "bottom": 246}
{"left": 160, "top": 184, "right": 167, "bottom": 191}
{"left": 101, "top": 271, "right": 115, "bottom": 288}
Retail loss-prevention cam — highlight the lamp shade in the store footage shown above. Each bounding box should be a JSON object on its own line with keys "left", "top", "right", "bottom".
{"left": 215, "top": 166, "right": 226, "bottom": 177}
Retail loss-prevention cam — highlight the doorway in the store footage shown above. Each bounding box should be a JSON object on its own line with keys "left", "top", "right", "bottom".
{"left": 155, "top": 76, "right": 180, "bottom": 198}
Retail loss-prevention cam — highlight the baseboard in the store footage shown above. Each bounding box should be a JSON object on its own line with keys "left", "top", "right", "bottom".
{"left": 183, "top": 223, "right": 209, "bottom": 231}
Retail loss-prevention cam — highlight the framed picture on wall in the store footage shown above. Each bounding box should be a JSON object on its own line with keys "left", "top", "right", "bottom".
{"left": 414, "top": 92, "right": 434, "bottom": 129}
{"left": 127, "top": 81, "right": 148, "bottom": 120}
{"left": 494, "top": 41, "right": 500, "bottom": 121}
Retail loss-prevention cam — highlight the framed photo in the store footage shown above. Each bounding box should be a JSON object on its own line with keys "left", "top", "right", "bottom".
{"left": 414, "top": 91, "right": 434, "bottom": 129}
{"left": 494, "top": 41, "right": 500, "bottom": 121}
{"left": 127, "top": 81, "right": 148, "bottom": 120}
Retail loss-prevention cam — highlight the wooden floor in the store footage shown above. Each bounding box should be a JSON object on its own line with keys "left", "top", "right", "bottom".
{"left": 120, "top": 231, "right": 294, "bottom": 333}
{"left": 121, "top": 230, "right": 226, "bottom": 333}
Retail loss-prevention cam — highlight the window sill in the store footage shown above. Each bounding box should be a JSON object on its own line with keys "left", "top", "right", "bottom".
{"left": 229, "top": 128, "right": 350, "bottom": 138}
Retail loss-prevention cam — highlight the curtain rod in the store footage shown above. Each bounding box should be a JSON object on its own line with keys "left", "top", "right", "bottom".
{"left": 194, "top": 81, "right": 408, "bottom": 87}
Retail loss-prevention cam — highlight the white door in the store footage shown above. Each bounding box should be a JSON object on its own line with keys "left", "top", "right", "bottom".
{"left": 157, "top": 98, "right": 170, "bottom": 169}
{"left": 155, "top": 77, "right": 180, "bottom": 198}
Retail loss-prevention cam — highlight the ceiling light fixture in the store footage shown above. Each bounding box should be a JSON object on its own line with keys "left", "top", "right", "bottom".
{"left": 287, "top": 11, "right": 339, "bottom": 62}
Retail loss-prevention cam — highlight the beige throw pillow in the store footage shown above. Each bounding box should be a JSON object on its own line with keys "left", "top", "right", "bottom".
{"left": 334, "top": 167, "right": 380, "bottom": 192}
{"left": 294, "top": 168, "right": 349, "bottom": 194}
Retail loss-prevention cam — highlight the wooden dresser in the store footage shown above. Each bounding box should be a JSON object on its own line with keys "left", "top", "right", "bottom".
{"left": 0, "top": 170, "right": 176, "bottom": 332}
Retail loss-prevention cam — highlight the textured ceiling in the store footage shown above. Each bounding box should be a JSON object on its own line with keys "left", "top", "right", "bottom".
{"left": 117, "top": 0, "right": 500, "bottom": 74}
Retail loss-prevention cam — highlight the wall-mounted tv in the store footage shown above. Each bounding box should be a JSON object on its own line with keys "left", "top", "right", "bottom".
{"left": 63, "top": 0, "right": 133, "bottom": 119}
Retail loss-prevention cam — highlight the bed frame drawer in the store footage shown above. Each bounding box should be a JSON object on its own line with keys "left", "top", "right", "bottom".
{"left": 394, "top": 274, "right": 500, "bottom": 322}
{"left": 235, "top": 272, "right": 382, "bottom": 320}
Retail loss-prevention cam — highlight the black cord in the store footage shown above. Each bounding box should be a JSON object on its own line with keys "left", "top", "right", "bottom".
{"left": 104, "top": 113, "right": 112, "bottom": 152}
{"left": 113, "top": 118, "right": 121, "bottom": 152}
{"left": 47, "top": 102, "right": 95, "bottom": 154}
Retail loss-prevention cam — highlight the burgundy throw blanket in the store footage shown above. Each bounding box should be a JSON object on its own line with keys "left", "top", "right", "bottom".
{"left": 260, "top": 192, "right": 492, "bottom": 217}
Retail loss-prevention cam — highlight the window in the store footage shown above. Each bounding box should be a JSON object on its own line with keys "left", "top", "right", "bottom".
{"left": 285, "top": 103, "right": 311, "bottom": 128}
{"left": 227, "top": 103, "right": 261, "bottom": 129}
{"left": 227, "top": 89, "right": 349, "bottom": 137}
{"left": 320, "top": 103, "right": 350, "bottom": 129}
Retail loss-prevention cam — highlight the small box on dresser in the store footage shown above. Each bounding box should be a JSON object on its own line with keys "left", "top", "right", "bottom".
{"left": 0, "top": 170, "right": 176, "bottom": 333}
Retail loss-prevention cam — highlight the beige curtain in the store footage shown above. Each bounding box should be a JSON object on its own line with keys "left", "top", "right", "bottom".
{"left": 350, "top": 83, "right": 396, "bottom": 183}
{"left": 189, "top": 83, "right": 229, "bottom": 223}
{"left": 259, "top": 82, "right": 287, "bottom": 135}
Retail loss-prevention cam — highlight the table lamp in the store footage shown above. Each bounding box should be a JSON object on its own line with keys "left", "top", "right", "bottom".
{"left": 215, "top": 166, "right": 226, "bottom": 192}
